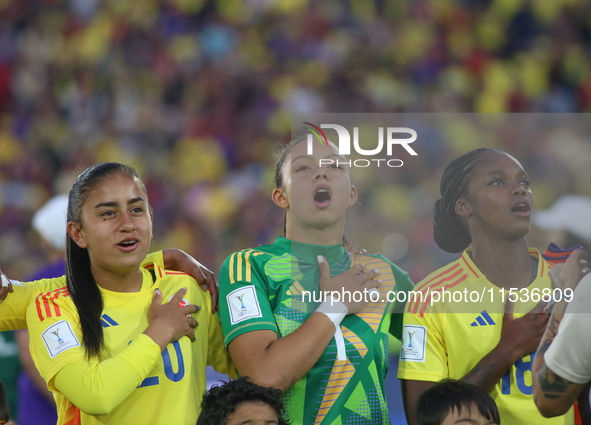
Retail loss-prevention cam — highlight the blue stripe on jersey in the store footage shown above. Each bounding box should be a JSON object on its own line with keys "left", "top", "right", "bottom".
{"left": 481, "top": 310, "right": 496, "bottom": 326}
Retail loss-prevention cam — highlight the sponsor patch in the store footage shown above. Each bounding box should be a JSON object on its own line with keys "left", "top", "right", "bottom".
{"left": 41, "top": 320, "right": 80, "bottom": 359}
{"left": 400, "top": 325, "right": 427, "bottom": 362}
{"left": 227, "top": 285, "right": 262, "bottom": 325}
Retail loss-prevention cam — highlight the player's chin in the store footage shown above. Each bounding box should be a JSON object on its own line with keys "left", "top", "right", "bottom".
{"left": 507, "top": 222, "right": 531, "bottom": 240}
{"left": 118, "top": 248, "right": 149, "bottom": 266}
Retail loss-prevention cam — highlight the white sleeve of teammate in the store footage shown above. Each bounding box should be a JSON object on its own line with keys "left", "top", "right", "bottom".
{"left": 544, "top": 274, "right": 591, "bottom": 384}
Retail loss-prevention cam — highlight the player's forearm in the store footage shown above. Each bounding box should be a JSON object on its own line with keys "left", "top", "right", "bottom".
{"left": 534, "top": 301, "right": 566, "bottom": 363}
{"left": 234, "top": 313, "right": 336, "bottom": 391}
{"left": 532, "top": 302, "right": 566, "bottom": 381}
{"left": 460, "top": 345, "right": 517, "bottom": 392}
{"left": 54, "top": 334, "right": 160, "bottom": 415}
{"left": 532, "top": 302, "right": 580, "bottom": 417}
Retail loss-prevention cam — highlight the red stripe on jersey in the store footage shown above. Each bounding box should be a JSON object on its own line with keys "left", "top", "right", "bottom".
{"left": 540, "top": 258, "right": 545, "bottom": 276}
{"left": 36, "top": 287, "right": 70, "bottom": 322}
{"left": 35, "top": 293, "right": 44, "bottom": 322}
{"left": 409, "top": 268, "right": 463, "bottom": 314}
{"left": 165, "top": 271, "right": 191, "bottom": 276}
{"left": 412, "top": 263, "right": 460, "bottom": 294}
{"left": 63, "top": 404, "right": 81, "bottom": 425}
{"left": 49, "top": 290, "right": 66, "bottom": 318}
{"left": 461, "top": 254, "right": 479, "bottom": 278}
{"left": 419, "top": 274, "right": 469, "bottom": 317}
{"left": 43, "top": 297, "right": 52, "bottom": 319}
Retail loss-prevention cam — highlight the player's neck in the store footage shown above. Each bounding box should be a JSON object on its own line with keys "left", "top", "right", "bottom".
{"left": 470, "top": 237, "right": 533, "bottom": 289}
{"left": 90, "top": 264, "right": 144, "bottom": 293}
{"left": 286, "top": 219, "right": 344, "bottom": 246}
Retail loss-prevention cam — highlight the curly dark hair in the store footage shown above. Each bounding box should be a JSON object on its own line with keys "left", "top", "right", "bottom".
{"left": 197, "top": 376, "right": 290, "bottom": 425}
{"left": 417, "top": 379, "right": 500, "bottom": 425}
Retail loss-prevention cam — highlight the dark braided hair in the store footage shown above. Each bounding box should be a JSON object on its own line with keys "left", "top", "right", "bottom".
{"left": 197, "top": 376, "right": 291, "bottom": 425}
{"left": 433, "top": 148, "right": 497, "bottom": 253}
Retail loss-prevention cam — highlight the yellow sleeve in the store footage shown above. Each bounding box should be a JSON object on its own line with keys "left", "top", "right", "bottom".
{"left": 0, "top": 276, "right": 66, "bottom": 331}
{"left": 205, "top": 293, "right": 238, "bottom": 379}
{"left": 143, "top": 251, "right": 164, "bottom": 269}
{"left": 397, "top": 309, "right": 448, "bottom": 382}
{"left": 28, "top": 299, "right": 161, "bottom": 416}
{"left": 53, "top": 334, "right": 161, "bottom": 416}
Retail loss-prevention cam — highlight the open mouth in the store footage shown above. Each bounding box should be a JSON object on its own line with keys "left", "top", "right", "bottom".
{"left": 117, "top": 239, "right": 139, "bottom": 251}
{"left": 314, "top": 189, "right": 331, "bottom": 203}
{"left": 313, "top": 186, "right": 332, "bottom": 208}
{"left": 511, "top": 202, "right": 531, "bottom": 215}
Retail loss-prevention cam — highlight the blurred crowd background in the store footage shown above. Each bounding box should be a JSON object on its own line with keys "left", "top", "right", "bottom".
{"left": 1, "top": 0, "right": 591, "bottom": 422}
{"left": 1, "top": 0, "right": 591, "bottom": 282}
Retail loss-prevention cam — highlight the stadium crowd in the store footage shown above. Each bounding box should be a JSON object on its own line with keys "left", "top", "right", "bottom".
{"left": 1, "top": 0, "right": 591, "bottom": 423}
{"left": 0, "top": 0, "right": 590, "bottom": 282}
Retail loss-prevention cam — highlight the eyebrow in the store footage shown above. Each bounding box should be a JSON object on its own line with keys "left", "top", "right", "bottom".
{"left": 486, "top": 169, "right": 527, "bottom": 176}
{"left": 454, "top": 420, "right": 497, "bottom": 424}
{"left": 290, "top": 153, "right": 346, "bottom": 164}
{"left": 235, "top": 420, "right": 279, "bottom": 425}
{"left": 93, "top": 197, "right": 145, "bottom": 209}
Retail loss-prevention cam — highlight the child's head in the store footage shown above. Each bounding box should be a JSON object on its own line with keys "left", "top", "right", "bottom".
{"left": 417, "top": 380, "right": 500, "bottom": 425}
{"left": 0, "top": 380, "right": 13, "bottom": 425}
{"left": 197, "top": 377, "right": 290, "bottom": 425}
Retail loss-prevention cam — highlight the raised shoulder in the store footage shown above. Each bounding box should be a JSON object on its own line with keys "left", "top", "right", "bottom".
{"left": 160, "top": 270, "right": 214, "bottom": 313}
{"left": 406, "top": 257, "right": 470, "bottom": 317}
{"left": 222, "top": 248, "right": 274, "bottom": 285}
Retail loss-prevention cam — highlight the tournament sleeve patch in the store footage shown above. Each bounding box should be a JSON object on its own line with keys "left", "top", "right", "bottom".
{"left": 400, "top": 325, "right": 427, "bottom": 362}
{"left": 227, "top": 285, "right": 263, "bottom": 325}
{"left": 41, "top": 320, "right": 81, "bottom": 359}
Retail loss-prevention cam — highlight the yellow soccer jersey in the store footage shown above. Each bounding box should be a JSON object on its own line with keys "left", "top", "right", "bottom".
{"left": 397, "top": 248, "right": 573, "bottom": 425}
{"left": 0, "top": 251, "right": 165, "bottom": 332}
{"left": 26, "top": 261, "right": 235, "bottom": 425}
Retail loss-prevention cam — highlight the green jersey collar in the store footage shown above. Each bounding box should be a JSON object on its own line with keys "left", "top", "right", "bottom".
{"left": 273, "top": 236, "right": 347, "bottom": 265}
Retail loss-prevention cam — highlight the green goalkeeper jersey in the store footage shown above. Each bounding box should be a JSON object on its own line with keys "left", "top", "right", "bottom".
{"left": 219, "top": 236, "right": 413, "bottom": 425}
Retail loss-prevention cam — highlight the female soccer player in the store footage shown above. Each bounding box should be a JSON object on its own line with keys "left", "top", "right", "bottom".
{"left": 0, "top": 162, "right": 235, "bottom": 424}
{"left": 398, "top": 148, "right": 573, "bottom": 425}
{"left": 217, "top": 135, "right": 414, "bottom": 424}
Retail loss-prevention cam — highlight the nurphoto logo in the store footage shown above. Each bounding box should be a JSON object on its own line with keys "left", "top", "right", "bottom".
{"left": 302, "top": 122, "right": 418, "bottom": 168}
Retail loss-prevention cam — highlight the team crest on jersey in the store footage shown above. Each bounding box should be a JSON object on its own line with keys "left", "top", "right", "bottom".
{"left": 400, "top": 325, "right": 427, "bottom": 362}
{"left": 41, "top": 320, "right": 80, "bottom": 359}
{"left": 227, "top": 285, "right": 262, "bottom": 325}
{"left": 168, "top": 295, "right": 191, "bottom": 317}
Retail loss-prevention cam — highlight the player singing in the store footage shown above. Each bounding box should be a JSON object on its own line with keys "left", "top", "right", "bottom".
{"left": 398, "top": 148, "right": 574, "bottom": 425}
{"left": 0, "top": 162, "right": 236, "bottom": 424}
{"left": 217, "top": 135, "right": 414, "bottom": 424}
